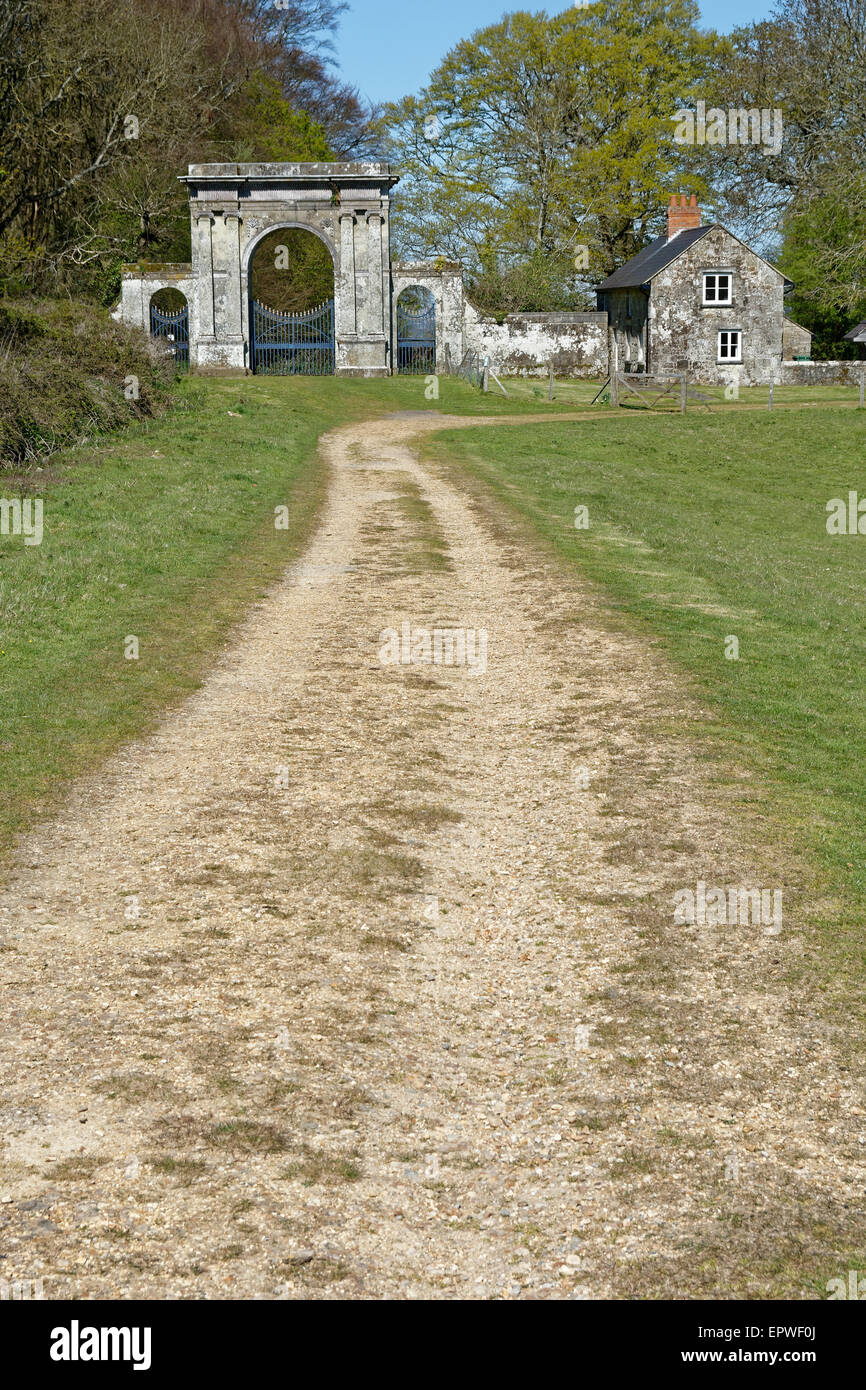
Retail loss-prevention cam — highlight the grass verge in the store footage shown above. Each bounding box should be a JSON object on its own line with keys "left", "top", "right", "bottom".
{"left": 422, "top": 405, "right": 866, "bottom": 998}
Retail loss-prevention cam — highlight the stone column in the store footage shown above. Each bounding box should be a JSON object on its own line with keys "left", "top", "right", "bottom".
{"left": 205, "top": 210, "right": 245, "bottom": 371}
{"left": 366, "top": 213, "right": 384, "bottom": 335}
{"left": 338, "top": 213, "right": 357, "bottom": 336}
{"left": 194, "top": 212, "right": 216, "bottom": 342}
{"left": 223, "top": 212, "right": 244, "bottom": 344}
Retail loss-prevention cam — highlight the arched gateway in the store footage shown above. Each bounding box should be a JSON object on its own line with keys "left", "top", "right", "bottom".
{"left": 114, "top": 161, "right": 622, "bottom": 383}
{"left": 119, "top": 163, "right": 402, "bottom": 377}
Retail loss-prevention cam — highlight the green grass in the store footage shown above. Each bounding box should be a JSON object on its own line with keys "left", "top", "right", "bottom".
{"left": 423, "top": 405, "right": 866, "bottom": 946}
{"left": 0, "top": 372, "right": 588, "bottom": 861}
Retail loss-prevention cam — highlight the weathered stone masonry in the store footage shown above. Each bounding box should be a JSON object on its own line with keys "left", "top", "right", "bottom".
{"left": 120, "top": 162, "right": 398, "bottom": 376}
{"left": 117, "top": 168, "right": 819, "bottom": 384}
{"left": 117, "top": 160, "right": 611, "bottom": 378}
{"left": 597, "top": 195, "right": 808, "bottom": 387}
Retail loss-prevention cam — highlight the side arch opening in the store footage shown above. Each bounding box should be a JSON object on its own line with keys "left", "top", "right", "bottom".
{"left": 149, "top": 289, "right": 189, "bottom": 369}
{"left": 396, "top": 285, "right": 436, "bottom": 375}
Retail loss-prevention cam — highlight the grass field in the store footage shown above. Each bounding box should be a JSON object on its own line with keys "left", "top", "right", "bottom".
{"left": 424, "top": 404, "right": 866, "bottom": 988}
{"left": 0, "top": 372, "right": 597, "bottom": 859}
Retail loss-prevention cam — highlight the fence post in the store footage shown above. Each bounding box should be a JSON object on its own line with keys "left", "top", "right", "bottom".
{"left": 609, "top": 334, "right": 619, "bottom": 407}
{"left": 444, "top": 343, "right": 452, "bottom": 375}
{"left": 548, "top": 361, "right": 555, "bottom": 401}
{"left": 768, "top": 382, "right": 774, "bottom": 411}
{"left": 482, "top": 358, "right": 490, "bottom": 393}
{"left": 860, "top": 362, "right": 864, "bottom": 408}
{"left": 680, "top": 373, "right": 687, "bottom": 413}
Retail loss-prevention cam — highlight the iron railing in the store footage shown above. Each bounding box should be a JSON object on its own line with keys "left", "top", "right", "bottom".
{"left": 251, "top": 298, "right": 335, "bottom": 375}
{"left": 150, "top": 304, "right": 189, "bottom": 369}
{"left": 396, "top": 300, "right": 436, "bottom": 375}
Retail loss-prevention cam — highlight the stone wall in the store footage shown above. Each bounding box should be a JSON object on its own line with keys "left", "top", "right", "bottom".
{"left": 780, "top": 360, "right": 866, "bottom": 386}
{"left": 648, "top": 226, "right": 786, "bottom": 385}
{"left": 782, "top": 318, "right": 812, "bottom": 361}
{"left": 114, "top": 265, "right": 195, "bottom": 331}
{"left": 462, "top": 302, "right": 608, "bottom": 377}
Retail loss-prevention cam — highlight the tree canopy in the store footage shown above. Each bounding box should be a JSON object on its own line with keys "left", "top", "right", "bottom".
{"left": 378, "top": 0, "right": 721, "bottom": 317}
{"left": 379, "top": 0, "right": 866, "bottom": 344}
{"left": 0, "top": 0, "right": 374, "bottom": 300}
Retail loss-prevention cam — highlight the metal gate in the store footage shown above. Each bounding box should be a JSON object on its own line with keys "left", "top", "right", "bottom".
{"left": 251, "top": 298, "right": 334, "bottom": 375}
{"left": 150, "top": 302, "right": 189, "bottom": 369}
{"left": 396, "top": 298, "right": 436, "bottom": 374}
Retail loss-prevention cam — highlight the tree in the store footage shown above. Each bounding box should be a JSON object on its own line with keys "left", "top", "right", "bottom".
{"left": 378, "top": 0, "right": 721, "bottom": 316}
{"left": 778, "top": 173, "right": 866, "bottom": 356}
{"left": 708, "top": 0, "right": 866, "bottom": 341}
{"left": 0, "top": 0, "right": 371, "bottom": 298}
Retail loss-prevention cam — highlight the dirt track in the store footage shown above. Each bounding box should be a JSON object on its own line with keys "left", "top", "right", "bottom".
{"left": 1, "top": 412, "right": 863, "bottom": 1300}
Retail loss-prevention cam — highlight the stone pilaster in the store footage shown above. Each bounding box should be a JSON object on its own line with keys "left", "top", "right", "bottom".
{"left": 201, "top": 210, "right": 245, "bottom": 371}
{"left": 338, "top": 213, "right": 357, "bottom": 336}
{"left": 366, "top": 212, "right": 384, "bottom": 335}
{"left": 223, "top": 212, "right": 244, "bottom": 343}
{"left": 193, "top": 212, "right": 216, "bottom": 342}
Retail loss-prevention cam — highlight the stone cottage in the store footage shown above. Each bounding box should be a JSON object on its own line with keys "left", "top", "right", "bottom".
{"left": 596, "top": 194, "right": 805, "bottom": 385}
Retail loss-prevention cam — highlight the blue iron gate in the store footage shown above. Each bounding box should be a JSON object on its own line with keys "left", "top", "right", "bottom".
{"left": 149, "top": 302, "right": 189, "bottom": 369}
{"left": 396, "top": 297, "right": 436, "bottom": 374}
{"left": 251, "top": 298, "right": 335, "bottom": 375}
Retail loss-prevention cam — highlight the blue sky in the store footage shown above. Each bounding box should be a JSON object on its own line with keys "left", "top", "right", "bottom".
{"left": 334, "top": 0, "right": 776, "bottom": 107}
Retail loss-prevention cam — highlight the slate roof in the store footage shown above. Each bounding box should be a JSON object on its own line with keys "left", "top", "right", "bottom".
{"left": 596, "top": 227, "right": 714, "bottom": 290}
{"left": 843, "top": 321, "right": 866, "bottom": 343}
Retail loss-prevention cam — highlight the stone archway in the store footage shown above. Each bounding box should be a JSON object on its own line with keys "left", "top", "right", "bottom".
{"left": 395, "top": 285, "right": 436, "bottom": 374}
{"left": 149, "top": 287, "right": 190, "bottom": 369}
{"left": 391, "top": 261, "right": 465, "bottom": 375}
{"left": 244, "top": 225, "right": 337, "bottom": 375}
{"left": 116, "top": 264, "right": 195, "bottom": 334}
{"left": 181, "top": 163, "right": 398, "bottom": 376}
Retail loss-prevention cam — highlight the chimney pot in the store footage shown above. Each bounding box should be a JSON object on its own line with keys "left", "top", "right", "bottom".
{"left": 667, "top": 192, "right": 702, "bottom": 240}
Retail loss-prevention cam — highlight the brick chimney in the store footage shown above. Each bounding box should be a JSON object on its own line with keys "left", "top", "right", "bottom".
{"left": 667, "top": 193, "right": 701, "bottom": 240}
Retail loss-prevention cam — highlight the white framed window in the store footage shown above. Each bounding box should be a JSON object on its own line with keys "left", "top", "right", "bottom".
{"left": 703, "top": 271, "right": 733, "bottom": 305}
{"left": 718, "top": 330, "right": 742, "bottom": 362}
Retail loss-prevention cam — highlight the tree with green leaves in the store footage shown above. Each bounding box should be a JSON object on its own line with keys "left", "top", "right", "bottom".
{"left": 0, "top": 0, "right": 371, "bottom": 300}
{"left": 378, "top": 1, "right": 721, "bottom": 317}
{"left": 705, "top": 0, "right": 866, "bottom": 353}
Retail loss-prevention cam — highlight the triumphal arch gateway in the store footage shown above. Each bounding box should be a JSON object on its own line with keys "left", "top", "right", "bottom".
{"left": 117, "top": 162, "right": 465, "bottom": 376}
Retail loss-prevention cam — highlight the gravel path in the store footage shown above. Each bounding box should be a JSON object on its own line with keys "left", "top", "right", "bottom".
{"left": 1, "top": 413, "right": 863, "bottom": 1300}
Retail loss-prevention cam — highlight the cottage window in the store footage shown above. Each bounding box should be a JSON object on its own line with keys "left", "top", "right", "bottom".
{"left": 703, "top": 272, "right": 732, "bottom": 305}
{"left": 718, "top": 330, "right": 742, "bottom": 362}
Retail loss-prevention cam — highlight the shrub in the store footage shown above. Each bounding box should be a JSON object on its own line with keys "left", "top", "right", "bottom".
{"left": 0, "top": 298, "right": 178, "bottom": 471}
